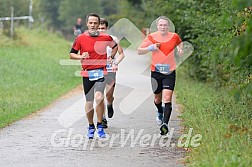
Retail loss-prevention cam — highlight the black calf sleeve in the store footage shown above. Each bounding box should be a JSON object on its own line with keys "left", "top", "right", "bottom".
{"left": 154, "top": 101, "right": 163, "bottom": 113}
{"left": 163, "top": 102, "right": 172, "bottom": 124}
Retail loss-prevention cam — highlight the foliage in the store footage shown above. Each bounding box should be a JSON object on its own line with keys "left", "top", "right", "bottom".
{"left": 58, "top": 0, "right": 102, "bottom": 33}
{"left": 176, "top": 71, "right": 252, "bottom": 166}
{"left": 0, "top": 0, "right": 30, "bottom": 17}
{"left": 0, "top": 27, "right": 80, "bottom": 128}
{"left": 107, "top": 0, "right": 146, "bottom": 29}
{"left": 0, "top": 0, "right": 31, "bottom": 35}
{"left": 35, "top": 0, "right": 63, "bottom": 29}
{"left": 139, "top": 0, "right": 252, "bottom": 99}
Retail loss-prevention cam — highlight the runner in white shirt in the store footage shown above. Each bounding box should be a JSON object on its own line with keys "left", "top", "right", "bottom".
{"left": 98, "top": 18, "right": 125, "bottom": 128}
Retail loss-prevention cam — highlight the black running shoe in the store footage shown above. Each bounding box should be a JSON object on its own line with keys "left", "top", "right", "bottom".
{"left": 101, "top": 118, "right": 108, "bottom": 128}
{"left": 160, "top": 123, "right": 169, "bottom": 135}
{"left": 107, "top": 104, "right": 114, "bottom": 118}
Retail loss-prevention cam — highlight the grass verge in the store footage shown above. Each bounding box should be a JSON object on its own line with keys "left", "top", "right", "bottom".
{"left": 0, "top": 27, "right": 80, "bottom": 128}
{"left": 175, "top": 70, "right": 252, "bottom": 167}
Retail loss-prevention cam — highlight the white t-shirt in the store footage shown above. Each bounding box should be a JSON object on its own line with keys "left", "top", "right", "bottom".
{"left": 106, "top": 35, "right": 120, "bottom": 72}
{"left": 106, "top": 35, "right": 119, "bottom": 58}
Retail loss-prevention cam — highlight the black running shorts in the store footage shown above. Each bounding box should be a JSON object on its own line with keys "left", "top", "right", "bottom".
{"left": 82, "top": 77, "right": 106, "bottom": 101}
{"left": 151, "top": 71, "right": 176, "bottom": 94}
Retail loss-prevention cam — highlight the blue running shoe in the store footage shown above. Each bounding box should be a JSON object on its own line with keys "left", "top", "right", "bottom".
{"left": 156, "top": 113, "right": 163, "bottom": 125}
{"left": 97, "top": 124, "right": 106, "bottom": 138}
{"left": 156, "top": 106, "right": 164, "bottom": 126}
{"left": 87, "top": 126, "right": 95, "bottom": 139}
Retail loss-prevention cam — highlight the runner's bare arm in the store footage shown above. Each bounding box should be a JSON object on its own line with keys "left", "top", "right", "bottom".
{"left": 114, "top": 42, "right": 125, "bottom": 65}
{"left": 177, "top": 42, "right": 183, "bottom": 56}
{"left": 137, "top": 46, "right": 148, "bottom": 55}
{"left": 137, "top": 43, "right": 160, "bottom": 55}
{"left": 110, "top": 44, "right": 118, "bottom": 59}
{"left": 69, "top": 49, "right": 89, "bottom": 60}
{"left": 111, "top": 42, "right": 125, "bottom": 72}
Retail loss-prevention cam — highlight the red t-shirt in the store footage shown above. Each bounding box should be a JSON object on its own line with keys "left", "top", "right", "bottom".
{"left": 72, "top": 31, "right": 116, "bottom": 70}
{"left": 139, "top": 32, "right": 182, "bottom": 72}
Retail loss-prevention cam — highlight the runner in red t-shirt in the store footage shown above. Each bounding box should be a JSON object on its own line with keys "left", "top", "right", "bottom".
{"left": 69, "top": 13, "right": 118, "bottom": 139}
{"left": 137, "top": 16, "right": 183, "bottom": 135}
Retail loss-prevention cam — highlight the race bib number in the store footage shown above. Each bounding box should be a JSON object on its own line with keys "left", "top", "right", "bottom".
{"left": 106, "top": 64, "right": 113, "bottom": 72}
{"left": 88, "top": 69, "right": 104, "bottom": 81}
{"left": 155, "top": 64, "right": 170, "bottom": 74}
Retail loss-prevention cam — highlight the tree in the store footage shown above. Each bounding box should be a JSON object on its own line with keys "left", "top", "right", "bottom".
{"left": 58, "top": 0, "right": 102, "bottom": 33}
{"left": 36, "top": 0, "right": 63, "bottom": 29}
{"left": 0, "top": 0, "right": 30, "bottom": 17}
{"left": 100, "top": 0, "right": 118, "bottom": 16}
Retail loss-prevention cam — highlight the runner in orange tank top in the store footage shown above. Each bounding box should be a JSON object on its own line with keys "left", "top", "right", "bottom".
{"left": 137, "top": 16, "right": 183, "bottom": 135}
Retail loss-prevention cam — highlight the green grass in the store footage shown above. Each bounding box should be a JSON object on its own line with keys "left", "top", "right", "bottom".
{"left": 175, "top": 69, "right": 252, "bottom": 167}
{"left": 119, "top": 38, "right": 131, "bottom": 48}
{"left": 0, "top": 27, "right": 80, "bottom": 128}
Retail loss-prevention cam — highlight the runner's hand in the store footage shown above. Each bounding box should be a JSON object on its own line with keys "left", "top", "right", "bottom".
{"left": 148, "top": 43, "right": 160, "bottom": 51}
{"left": 112, "top": 63, "right": 118, "bottom": 72}
{"left": 177, "top": 49, "right": 183, "bottom": 56}
{"left": 108, "top": 56, "right": 113, "bottom": 64}
{"left": 80, "top": 52, "right": 89, "bottom": 64}
{"left": 80, "top": 52, "right": 89, "bottom": 59}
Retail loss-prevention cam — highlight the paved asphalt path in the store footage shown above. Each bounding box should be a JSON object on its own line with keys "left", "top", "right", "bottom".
{"left": 0, "top": 49, "right": 185, "bottom": 167}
